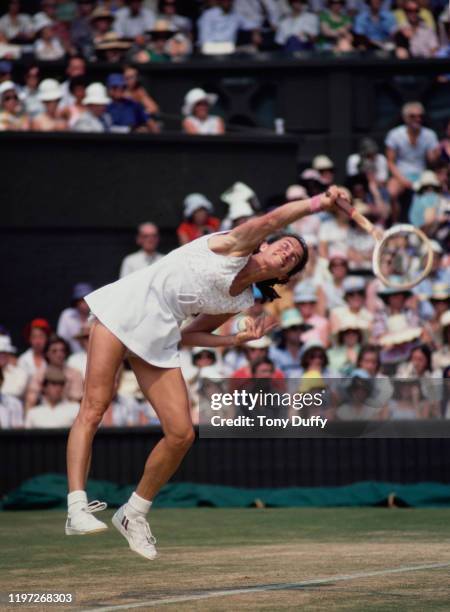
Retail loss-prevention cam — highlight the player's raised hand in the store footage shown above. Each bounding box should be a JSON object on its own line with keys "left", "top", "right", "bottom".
{"left": 319, "top": 185, "right": 352, "bottom": 213}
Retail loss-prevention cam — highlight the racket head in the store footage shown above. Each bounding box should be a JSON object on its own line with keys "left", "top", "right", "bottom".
{"left": 373, "top": 224, "right": 434, "bottom": 290}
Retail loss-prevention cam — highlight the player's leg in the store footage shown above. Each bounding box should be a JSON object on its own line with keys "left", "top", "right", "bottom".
{"left": 66, "top": 320, "right": 126, "bottom": 534}
{"left": 112, "top": 358, "right": 194, "bottom": 559}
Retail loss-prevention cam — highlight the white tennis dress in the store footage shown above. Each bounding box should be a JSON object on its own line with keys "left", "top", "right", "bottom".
{"left": 85, "top": 233, "right": 254, "bottom": 368}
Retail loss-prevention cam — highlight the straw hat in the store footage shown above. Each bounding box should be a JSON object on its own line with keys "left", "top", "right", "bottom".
{"left": 37, "top": 79, "right": 63, "bottom": 102}
{"left": 90, "top": 6, "right": 114, "bottom": 22}
{"left": 285, "top": 184, "right": 308, "bottom": 200}
{"left": 182, "top": 88, "right": 217, "bottom": 116}
{"left": 378, "top": 314, "right": 422, "bottom": 346}
{"left": 82, "top": 83, "right": 111, "bottom": 106}
{"left": 312, "top": 155, "right": 334, "bottom": 171}
{"left": 96, "top": 32, "right": 132, "bottom": 51}
{"left": 413, "top": 170, "right": 440, "bottom": 192}
{"left": 245, "top": 336, "right": 272, "bottom": 349}
{"left": 430, "top": 282, "right": 450, "bottom": 301}
{"left": 334, "top": 312, "right": 369, "bottom": 335}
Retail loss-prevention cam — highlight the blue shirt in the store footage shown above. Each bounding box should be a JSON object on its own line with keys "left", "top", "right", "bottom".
{"left": 354, "top": 9, "right": 396, "bottom": 42}
{"left": 385, "top": 125, "right": 439, "bottom": 178}
{"left": 197, "top": 7, "right": 252, "bottom": 45}
{"left": 107, "top": 98, "right": 149, "bottom": 130}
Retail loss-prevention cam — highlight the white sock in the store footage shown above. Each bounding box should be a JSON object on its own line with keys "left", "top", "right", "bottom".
{"left": 68, "top": 490, "right": 87, "bottom": 515}
{"left": 126, "top": 492, "right": 152, "bottom": 518}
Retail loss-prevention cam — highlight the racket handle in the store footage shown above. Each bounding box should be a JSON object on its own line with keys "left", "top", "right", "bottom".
{"left": 336, "top": 198, "right": 377, "bottom": 238}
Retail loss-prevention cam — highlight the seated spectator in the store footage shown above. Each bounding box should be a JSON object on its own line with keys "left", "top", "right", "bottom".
{"left": 60, "top": 75, "right": 87, "bottom": 127}
{"left": 0, "top": 367, "right": 24, "bottom": 428}
{"left": 59, "top": 55, "right": 87, "bottom": 108}
{"left": 377, "top": 312, "right": 423, "bottom": 374}
{"left": 0, "top": 0, "right": 33, "bottom": 43}
{"left": 286, "top": 185, "right": 321, "bottom": 237}
{"left": 397, "top": 343, "right": 441, "bottom": 404}
{"left": 353, "top": 0, "right": 396, "bottom": 49}
{"left": 0, "top": 81, "right": 30, "bottom": 131}
{"left": 355, "top": 344, "right": 393, "bottom": 407}
{"left": 177, "top": 193, "right": 220, "bottom": 245}
{"left": 90, "top": 6, "right": 114, "bottom": 46}
{"left": 346, "top": 137, "right": 389, "bottom": 186}
{"left": 436, "top": 8, "right": 450, "bottom": 59}
{"left": 346, "top": 175, "right": 390, "bottom": 224}
{"left": 394, "top": 0, "right": 435, "bottom": 31}
{"left": 293, "top": 280, "right": 331, "bottom": 346}
{"left": 299, "top": 168, "right": 327, "bottom": 196}
{"left": 330, "top": 275, "right": 374, "bottom": 334}
{"left": 17, "top": 318, "right": 51, "bottom": 379}
{"left": 0, "top": 60, "right": 12, "bottom": 82}
{"left": 33, "top": 15, "right": 66, "bottom": 61}
{"left": 31, "top": 79, "right": 68, "bottom": 131}
{"left": 381, "top": 378, "right": 431, "bottom": 419}
{"left": 443, "top": 365, "right": 450, "bottom": 418}
{"left": 414, "top": 240, "right": 450, "bottom": 302}
{"left": 102, "top": 370, "right": 149, "bottom": 426}
{"left": 220, "top": 181, "right": 260, "bottom": 230}
{"left": 67, "top": 324, "right": 90, "bottom": 379}
{"left": 385, "top": 101, "right": 440, "bottom": 221}
{"left": 300, "top": 339, "right": 333, "bottom": 376}
{"left": 95, "top": 32, "right": 132, "bottom": 63}
{"left": 107, "top": 73, "right": 158, "bottom": 133}
{"left": 114, "top": 0, "right": 155, "bottom": 40}
{"left": 327, "top": 313, "right": 369, "bottom": 375}
{"left": 409, "top": 170, "right": 447, "bottom": 229}
{"left": 56, "top": 0, "right": 77, "bottom": 24}
{"left": 275, "top": 0, "right": 319, "bottom": 51}
{"left": 123, "top": 65, "right": 159, "bottom": 115}
{"left": 20, "top": 65, "right": 44, "bottom": 118}
{"left": 269, "top": 308, "right": 311, "bottom": 379}
{"left": 422, "top": 283, "right": 450, "bottom": 346}
{"left": 336, "top": 370, "right": 380, "bottom": 420}
{"left": 319, "top": 0, "right": 353, "bottom": 52}
{"left": 73, "top": 82, "right": 112, "bottom": 132}
{"left": 394, "top": 0, "right": 438, "bottom": 58}
{"left": 57, "top": 282, "right": 93, "bottom": 353}
{"left": 319, "top": 208, "right": 350, "bottom": 258}
{"left": 197, "top": 0, "right": 257, "bottom": 53}
{"left": 182, "top": 88, "right": 225, "bottom": 135}
{"left": 0, "top": 335, "right": 27, "bottom": 399}
{"left": 432, "top": 310, "right": 450, "bottom": 371}
{"left": 157, "top": 0, "right": 192, "bottom": 35}
{"left": 231, "top": 336, "right": 285, "bottom": 388}
{"left": 322, "top": 249, "right": 349, "bottom": 311}
{"left": 25, "top": 367, "right": 80, "bottom": 428}
{"left": 119, "top": 222, "right": 162, "bottom": 277}
{"left": 439, "top": 118, "right": 450, "bottom": 163}
{"left": 373, "top": 278, "right": 421, "bottom": 339}
{"left": 25, "top": 336, "right": 83, "bottom": 408}
{"left": 312, "top": 155, "right": 335, "bottom": 186}
{"left": 70, "top": 0, "right": 95, "bottom": 60}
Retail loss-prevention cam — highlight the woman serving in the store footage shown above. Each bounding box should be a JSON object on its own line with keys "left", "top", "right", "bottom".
{"left": 66, "top": 185, "right": 349, "bottom": 560}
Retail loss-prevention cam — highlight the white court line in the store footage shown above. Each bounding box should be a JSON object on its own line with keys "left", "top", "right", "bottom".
{"left": 81, "top": 561, "right": 450, "bottom": 611}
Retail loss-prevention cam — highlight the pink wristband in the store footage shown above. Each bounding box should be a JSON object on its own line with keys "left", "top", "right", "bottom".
{"left": 309, "top": 194, "right": 323, "bottom": 214}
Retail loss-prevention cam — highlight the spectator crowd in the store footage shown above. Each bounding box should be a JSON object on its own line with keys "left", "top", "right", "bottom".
{"left": 0, "top": 0, "right": 450, "bottom": 133}
{"left": 1, "top": 101, "right": 449, "bottom": 428}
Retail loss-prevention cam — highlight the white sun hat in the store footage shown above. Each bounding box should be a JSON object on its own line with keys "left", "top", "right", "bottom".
{"left": 0, "top": 335, "right": 17, "bottom": 354}
{"left": 0, "top": 80, "right": 16, "bottom": 97}
{"left": 379, "top": 314, "right": 422, "bottom": 347}
{"left": 227, "top": 197, "right": 254, "bottom": 222}
{"left": 37, "top": 78, "right": 63, "bottom": 102}
{"left": 182, "top": 88, "right": 218, "bottom": 116}
{"left": 82, "top": 83, "right": 111, "bottom": 106}
{"left": 183, "top": 193, "right": 213, "bottom": 218}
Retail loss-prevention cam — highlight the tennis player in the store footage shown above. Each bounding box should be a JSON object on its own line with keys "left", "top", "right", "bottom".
{"left": 66, "top": 185, "right": 349, "bottom": 559}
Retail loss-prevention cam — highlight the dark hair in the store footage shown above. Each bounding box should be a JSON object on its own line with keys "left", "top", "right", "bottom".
{"left": 255, "top": 233, "right": 309, "bottom": 303}
{"left": 442, "top": 365, "right": 450, "bottom": 417}
{"left": 338, "top": 328, "right": 363, "bottom": 346}
{"left": 250, "top": 357, "right": 274, "bottom": 376}
{"left": 69, "top": 75, "right": 87, "bottom": 94}
{"left": 410, "top": 343, "right": 432, "bottom": 373}
{"left": 301, "top": 346, "right": 328, "bottom": 370}
{"left": 44, "top": 335, "right": 71, "bottom": 361}
{"left": 357, "top": 344, "right": 381, "bottom": 371}
{"left": 393, "top": 379, "right": 424, "bottom": 401}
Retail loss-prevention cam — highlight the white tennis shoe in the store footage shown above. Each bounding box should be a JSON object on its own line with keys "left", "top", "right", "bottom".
{"left": 65, "top": 500, "right": 108, "bottom": 535}
{"left": 112, "top": 505, "right": 158, "bottom": 560}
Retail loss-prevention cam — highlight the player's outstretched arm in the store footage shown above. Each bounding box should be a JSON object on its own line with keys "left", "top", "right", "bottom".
{"left": 209, "top": 185, "right": 349, "bottom": 257}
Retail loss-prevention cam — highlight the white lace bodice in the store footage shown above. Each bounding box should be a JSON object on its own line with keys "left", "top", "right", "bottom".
{"left": 169, "top": 233, "right": 255, "bottom": 317}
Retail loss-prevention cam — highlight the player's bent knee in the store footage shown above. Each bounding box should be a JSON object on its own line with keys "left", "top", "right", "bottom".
{"left": 79, "top": 396, "right": 109, "bottom": 428}
{"left": 165, "top": 427, "right": 195, "bottom": 452}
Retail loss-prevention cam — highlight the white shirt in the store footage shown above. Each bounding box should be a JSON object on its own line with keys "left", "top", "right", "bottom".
{"left": 114, "top": 6, "right": 155, "bottom": 38}
{"left": 197, "top": 7, "right": 252, "bottom": 45}
{"left": 73, "top": 110, "right": 108, "bottom": 133}
{"left": 106, "top": 394, "right": 145, "bottom": 426}
{"left": 385, "top": 125, "right": 439, "bottom": 178}
{"left": 17, "top": 348, "right": 46, "bottom": 379}
{"left": 183, "top": 115, "right": 223, "bottom": 136}
{"left": 67, "top": 351, "right": 87, "bottom": 379}
{"left": 25, "top": 399, "right": 80, "bottom": 429}
{"left": 57, "top": 307, "right": 86, "bottom": 353}
{"left": 275, "top": 12, "right": 319, "bottom": 45}
{"left": 0, "top": 13, "right": 33, "bottom": 39}
{"left": 318, "top": 219, "right": 350, "bottom": 252}
{"left": 1, "top": 363, "right": 28, "bottom": 399}
{"left": 234, "top": 0, "right": 283, "bottom": 29}
{"left": 34, "top": 38, "right": 65, "bottom": 61}
{"left": 346, "top": 153, "right": 389, "bottom": 183}
{"left": 0, "top": 393, "right": 24, "bottom": 428}
{"left": 119, "top": 249, "right": 163, "bottom": 278}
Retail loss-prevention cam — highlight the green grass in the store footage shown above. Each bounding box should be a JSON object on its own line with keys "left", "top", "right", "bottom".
{"left": 1, "top": 508, "right": 450, "bottom": 611}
